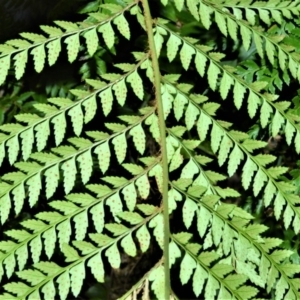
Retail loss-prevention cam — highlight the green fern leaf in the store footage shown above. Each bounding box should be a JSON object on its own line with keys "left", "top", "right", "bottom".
{"left": 199, "top": 2, "right": 212, "bottom": 29}
{"left": 247, "top": 91, "right": 261, "bottom": 118}
{"left": 211, "top": 123, "right": 224, "bottom": 153}
{"left": 15, "top": 244, "right": 28, "bottom": 271}
{"left": 0, "top": 194, "right": 12, "bottom": 224}
{"left": 44, "top": 165, "right": 60, "bottom": 199}
{"left": 35, "top": 120, "right": 50, "bottom": 151}
{"left": 98, "top": 22, "right": 115, "bottom": 49}
{"left": 173, "top": 93, "right": 187, "bottom": 121}
{"left": 65, "top": 34, "right": 80, "bottom": 63}
{"left": 180, "top": 252, "right": 196, "bottom": 285}
{"left": 102, "top": 176, "right": 128, "bottom": 187}
{"left": 260, "top": 101, "right": 273, "bottom": 128}
{"left": 162, "top": 89, "right": 174, "bottom": 119}
{"left": 3, "top": 282, "right": 29, "bottom": 297}
{"left": 121, "top": 183, "right": 137, "bottom": 211}
{"left": 195, "top": 52, "right": 207, "bottom": 77}
{"left": 55, "top": 20, "right": 78, "bottom": 32}
{"left": 148, "top": 265, "right": 165, "bottom": 300}
{"left": 30, "top": 45, "right": 46, "bottom": 73}
{"left": 34, "top": 103, "right": 58, "bottom": 115}
{"left": 212, "top": 214, "right": 224, "bottom": 246}
{"left": 61, "top": 158, "right": 77, "bottom": 194}
{"left": 57, "top": 220, "right": 72, "bottom": 249}
{"left": 285, "top": 121, "right": 296, "bottom": 145}
{"left": 77, "top": 150, "right": 93, "bottom": 184}
{"left": 205, "top": 275, "right": 219, "bottom": 299}
{"left": 17, "top": 269, "right": 45, "bottom": 285}
{"left": 6, "top": 39, "right": 31, "bottom": 48}
{"left": 215, "top": 11, "right": 227, "bottom": 36}
{"left": 170, "top": 147, "right": 184, "bottom": 172}
{"left": 207, "top": 62, "right": 220, "bottom": 91}
{"left": 135, "top": 174, "right": 150, "bottom": 199}
{"left": 46, "top": 39, "right": 61, "bottom": 66}
{"left": 136, "top": 224, "right": 151, "bottom": 253}
{"left": 84, "top": 28, "right": 99, "bottom": 57}
{"left": 90, "top": 202, "right": 105, "bottom": 233}
{"left": 94, "top": 142, "right": 111, "bottom": 174}
{"left": 112, "top": 78, "right": 128, "bottom": 106}
{"left": 274, "top": 193, "right": 285, "bottom": 220}
{"left": 228, "top": 145, "right": 244, "bottom": 176}
{"left": 88, "top": 254, "right": 105, "bottom": 282}
{"left": 130, "top": 124, "right": 146, "bottom": 154}
{"left": 272, "top": 110, "right": 285, "bottom": 137}
{"left": 74, "top": 211, "right": 88, "bottom": 240}
{"left": 266, "top": 40, "right": 276, "bottom": 65}
{"left": 70, "top": 262, "right": 85, "bottom": 297}
{"left": 3, "top": 258, "right": 15, "bottom": 281}
{"left": 68, "top": 105, "right": 84, "bottom": 136}
{"left": 30, "top": 236, "right": 42, "bottom": 264}
{"left": 197, "top": 112, "right": 212, "bottom": 141}
{"left": 181, "top": 159, "right": 199, "bottom": 179}
{"left": 220, "top": 72, "right": 234, "bottom": 100}
{"left": 241, "top": 158, "right": 257, "bottom": 190}
{"left": 242, "top": 139, "right": 267, "bottom": 152}
{"left": 20, "top": 128, "right": 34, "bottom": 160}
{"left": 43, "top": 228, "right": 56, "bottom": 259}
{"left": 192, "top": 264, "right": 207, "bottom": 296}
{"left": 112, "top": 133, "right": 127, "bottom": 164}
{"left": 105, "top": 243, "right": 121, "bottom": 268}
{"left": 56, "top": 272, "right": 70, "bottom": 300}
{"left": 180, "top": 43, "right": 195, "bottom": 70}
{"left": 127, "top": 71, "right": 144, "bottom": 100}
{"left": 121, "top": 234, "right": 137, "bottom": 257}
{"left": 12, "top": 183, "right": 25, "bottom": 215}
{"left": 218, "top": 135, "right": 233, "bottom": 167}
{"left": 105, "top": 223, "right": 128, "bottom": 236}
{"left": 185, "top": 103, "right": 199, "bottom": 131}
{"left": 14, "top": 51, "right": 28, "bottom": 80}
{"left": 106, "top": 193, "right": 123, "bottom": 220}
{"left": 182, "top": 198, "right": 198, "bottom": 229}
{"left": 100, "top": 87, "right": 114, "bottom": 116}
{"left": 0, "top": 56, "right": 10, "bottom": 86}
{"left": 27, "top": 174, "right": 42, "bottom": 207}
{"left": 240, "top": 26, "right": 252, "bottom": 51}
{"left": 61, "top": 244, "right": 80, "bottom": 263}
{"left": 40, "top": 25, "right": 63, "bottom": 37}
{"left": 253, "top": 169, "right": 268, "bottom": 196}
{"left": 122, "top": 163, "right": 144, "bottom": 175}
{"left": 263, "top": 180, "right": 276, "bottom": 206}
{"left": 167, "top": 34, "right": 181, "bottom": 62}
{"left": 149, "top": 213, "right": 164, "bottom": 249}
{"left": 52, "top": 113, "right": 67, "bottom": 146}
{"left": 113, "top": 14, "right": 131, "bottom": 40}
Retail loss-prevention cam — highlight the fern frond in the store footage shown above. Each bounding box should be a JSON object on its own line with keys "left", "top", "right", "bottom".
{"left": 1, "top": 195, "right": 163, "bottom": 299}
{"left": 0, "top": 153, "right": 161, "bottom": 283}
{"left": 171, "top": 182, "right": 300, "bottom": 298}
{"left": 0, "top": 54, "right": 149, "bottom": 168}
{"left": 0, "top": 1, "right": 137, "bottom": 85}
{"left": 173, "top": 1, "right": 300, "bottom": 81}
{"left": 198, "top": 87, "right": 300, "bottom": 232}
{"left": 213, "top": 0, "right": 300, "bottom": 25}
{"left": 1, "top": 0, "right": 300, "bottom": 298}
{"left": 0, "top": 103, "right": 156, "bottom": 224}
{"left": 160, "top": 27, "right": 300, "bottom": 154}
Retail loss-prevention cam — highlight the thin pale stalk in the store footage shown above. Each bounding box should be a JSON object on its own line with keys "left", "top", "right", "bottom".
{"left": 140, "top": 0, "right": 170, "bottom": 298}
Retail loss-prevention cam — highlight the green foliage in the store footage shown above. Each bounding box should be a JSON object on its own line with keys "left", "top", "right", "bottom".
{"left": 0, "top": 0, "right": 300, "bottom": 299}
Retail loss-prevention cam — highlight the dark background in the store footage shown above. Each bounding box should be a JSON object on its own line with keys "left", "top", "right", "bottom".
{"left": 0, "top": 0, "right": 86, "bottom": 42}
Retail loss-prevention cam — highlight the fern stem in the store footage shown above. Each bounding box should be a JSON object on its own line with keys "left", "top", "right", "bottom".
{"left": 140, "top": 0, "right": 171, "bottom": 298}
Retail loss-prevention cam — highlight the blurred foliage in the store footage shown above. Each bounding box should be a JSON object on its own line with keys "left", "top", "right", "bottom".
{"left": 1, "top": 0, "right": 300, "bottom": 298}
